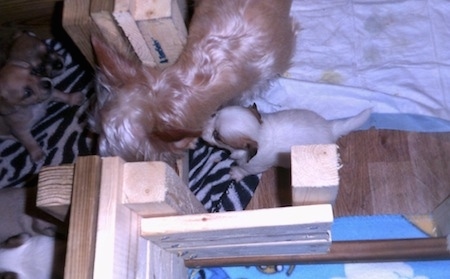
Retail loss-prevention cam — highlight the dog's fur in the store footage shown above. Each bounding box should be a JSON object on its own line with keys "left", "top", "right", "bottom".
{"left": 91, "top": 0, "right": 297, "bottom": 163}
{"left": 0, "top": 32, "right": 84, "bottom": 162}
{"left": 202, "top": 105, "right": 371, "bottom": 181}
{"left": 0, "top": 234, "right": 66, "bottom": 279}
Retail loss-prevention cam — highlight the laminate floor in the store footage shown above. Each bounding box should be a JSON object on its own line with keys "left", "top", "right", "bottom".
{"left": 247, "top": 129, "right": 450, "bottom": 217}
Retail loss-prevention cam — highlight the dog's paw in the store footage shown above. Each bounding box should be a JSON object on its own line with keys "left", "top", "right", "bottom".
{"left": 229, "top": 166, "right": 248, "bottom": 182}
{"left": 68, "top": 92, "right": 85, "bottom": 106}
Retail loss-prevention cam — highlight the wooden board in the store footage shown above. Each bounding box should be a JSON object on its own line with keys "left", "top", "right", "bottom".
{"left": 141, "top": 204, "right": 333, "bottom": 260}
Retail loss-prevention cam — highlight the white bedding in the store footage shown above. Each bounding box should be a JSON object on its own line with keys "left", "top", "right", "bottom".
{"left": 250, "top": 0, "right": 450, "bottom": 132}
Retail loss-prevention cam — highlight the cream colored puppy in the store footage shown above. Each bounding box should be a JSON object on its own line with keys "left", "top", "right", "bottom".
{"left": 202, "top": 105, "right": 371, "bottom": 181}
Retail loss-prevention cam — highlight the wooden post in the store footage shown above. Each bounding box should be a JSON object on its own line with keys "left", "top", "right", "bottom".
{"left": 37, "top": 164, "right": 74, "bottom": 221}
{"left": 122, "top": 161, "right": 206, "bottom": 217}
{"left": 64, "top": 156, "right": 102, "bottom": 279}
{"left": 113, "top": 0, "right": 187, "bottom": 68}
{"left": 291, "top": 144, "right": 340, "bottom": 205}
{"left": 63, "top": 0, "right": 188, "bottom": 68}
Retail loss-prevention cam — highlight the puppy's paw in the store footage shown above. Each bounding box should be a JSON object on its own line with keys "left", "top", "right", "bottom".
{"left": 229, "top": 166, "right": 248, "bottom": 182}
{"left": 68, "top": 91, "right": 85, "bottom": 106}
{"left": 1, "top": 233, "right": 31, "bottom": 248}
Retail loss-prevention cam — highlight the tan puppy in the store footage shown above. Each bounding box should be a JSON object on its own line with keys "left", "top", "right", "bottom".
{"left": 7, "top": 31, "right": 64, "bottom": 78}
{"left": 0, "top": 32, "right": 84, "bottom": 162}
{"left": 202, "top": 105, "right": 371, "bottom": 181}
{"left": 90, "top": 0, "right": 297, "bottom": 163}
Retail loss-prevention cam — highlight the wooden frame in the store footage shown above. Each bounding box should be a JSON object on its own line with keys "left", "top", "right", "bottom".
{"left": 63, "top": 0, "right": 187, "bottom": 68}
{"left": 36, "top": 145, "right": 450, "bottom": 278}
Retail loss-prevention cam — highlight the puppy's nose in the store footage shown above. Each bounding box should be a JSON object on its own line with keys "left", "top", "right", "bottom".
{"left": 40, "top": 79, "right": 53, "bottom": 90}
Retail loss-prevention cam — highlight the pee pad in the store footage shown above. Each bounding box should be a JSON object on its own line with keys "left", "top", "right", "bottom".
{"left": 249, "top": 0, "right": 450, "bottom": 132}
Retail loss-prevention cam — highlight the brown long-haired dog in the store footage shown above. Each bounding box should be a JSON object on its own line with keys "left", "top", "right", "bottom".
{"left": 91, "top": 0, "right": 297, "bottom": 164}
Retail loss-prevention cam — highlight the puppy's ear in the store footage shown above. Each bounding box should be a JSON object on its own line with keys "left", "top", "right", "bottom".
{"left": 91, "top": 36, "right": 147, "bottom": 87}
{"left": 248, "top": 103, "right": 262, "bottom": 124}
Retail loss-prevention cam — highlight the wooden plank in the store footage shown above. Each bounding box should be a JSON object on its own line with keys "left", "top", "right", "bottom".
{"left": 185, "top": 237, "right": 450, "bottom": 267}
{"left": 291, "top": 144, "right": 340, "bottom": 205}
{"left": 36, "top": 164, "right": 74, "bottom": 221}
{"left": 62, "top": 0, "right": 98, "bottom": 66}
{"left": 130, "top": 0, "right": 172, "bottom": 20}
{"left": 141, "top": 205, "right": 333, "bottom": 260}
{"left": 122, "top": 161, "right": 206, "bottom": 217}
{"left": 92, "top": 157, "right": 138, "bottom": 279}
{"left": 92, "top": 157, "right": 188, "bottom": 279}
{"left": 148, "top": 241, "right": 188, "bottom": 279}
{"left": 113, "top": 0, "right": 187, "bottom": 68}
{"left": 90, "top": 0, "right": 141, "bottom": 65}
{"left": 113, "top": 10, "right": 157, "bottom": 66}
{"left": 64, "top": 156, "right": 102, "bottom": 279}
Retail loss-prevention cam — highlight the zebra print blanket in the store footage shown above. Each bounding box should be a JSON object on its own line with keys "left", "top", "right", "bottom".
{"left": 0, "top": 39, "right": 258, "bottom": 212}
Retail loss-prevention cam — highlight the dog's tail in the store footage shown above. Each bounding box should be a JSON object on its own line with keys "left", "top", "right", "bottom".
{"left": 331, "top": 108, "right": 372, "bottom": 139}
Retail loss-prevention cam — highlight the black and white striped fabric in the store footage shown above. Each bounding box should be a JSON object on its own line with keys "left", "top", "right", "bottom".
{"left": 189, "top": 139, "right": 259, "bottom": 212}
{"left": 0, "top": 39, "right": 259, "bottom": 211}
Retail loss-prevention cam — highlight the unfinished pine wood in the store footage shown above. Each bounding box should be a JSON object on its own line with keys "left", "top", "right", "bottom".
{"left": 37, "top": 164, "right": 74, "bottom": 221}
{"left": 62, "top": 0, "right": 99, "bottom": 66}
{"left": 122, "top": 161, "right": 206, "bottom": 217}
{"left": 92, "top": 157, "right": 188, "bottom": 279}
{"left": 90, "top": 10, "right": 140, "bottom": 64}
{"left": 291, "top": 144, "right": 340, "bottom": 205}
{"left": 141, "top": 204, "right": 333, "bottom": 260}
{"left": 64, "top": 156, "right": 102, "bottom": 279}
{"left": 93, "top": 157, "right": 141, "bottom": 279}
{"left": 113, "top": 0, "right": 187, "bottom": 68}
{"left": 113, "top": 10, "right": 157, "bottom": 66}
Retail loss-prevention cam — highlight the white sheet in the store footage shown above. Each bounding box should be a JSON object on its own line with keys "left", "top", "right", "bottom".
{"left": 249, "top": 0, "right": 450, "bottom": 131}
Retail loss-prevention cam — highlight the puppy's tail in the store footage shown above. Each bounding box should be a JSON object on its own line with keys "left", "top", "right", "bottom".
{"left": 331, "top": 108, "right": 372, "bottom": 139}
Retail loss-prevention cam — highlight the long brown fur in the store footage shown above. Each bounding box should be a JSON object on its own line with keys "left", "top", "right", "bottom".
{"left": 91, "top": 0, "right": 297, "bottom": 163}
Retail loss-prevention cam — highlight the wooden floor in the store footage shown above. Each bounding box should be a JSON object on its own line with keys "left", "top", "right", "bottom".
{"left": 247, "top": 129, "right": 450, "bottom": 217}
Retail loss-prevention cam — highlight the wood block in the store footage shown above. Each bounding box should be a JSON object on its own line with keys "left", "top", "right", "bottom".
{"left": 113, "top": 10, "right": 159, "bottom": 67}
{"left": 141, "top": 204, "right": 333, "bottom": 260}
{"left": 113, "top": 0, "right": 187, "bottom": 68}
{"left": 122, "top": 161, "right": 206, "bottom": 217}
{"left": 91, "top": 11, "right": 141, "bottom": 64}
{"left": 291, "top": 144, "right": 340, "bottom": 205}
{"left": 37, "top": 164, "right": 74, "bottom": 221}
{"left": 432, "top": 195, "right": 450, "bottom": 236}
{"left": 62, "top": 0, "right": 100, "bottom": 67}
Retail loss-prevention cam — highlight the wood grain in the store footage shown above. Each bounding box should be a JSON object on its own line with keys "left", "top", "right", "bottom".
{"left": 64, "top": 156, "right": 102, "bottom": 279}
